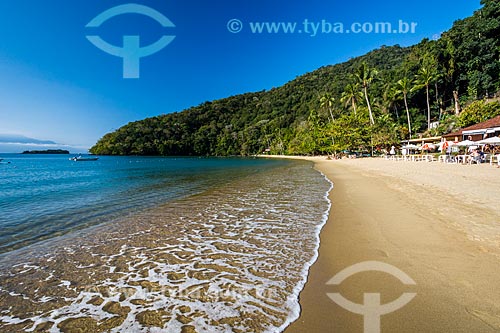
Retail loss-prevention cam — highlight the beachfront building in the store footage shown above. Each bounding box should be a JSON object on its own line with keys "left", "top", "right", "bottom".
{"left": 443, "top": 115, "right": 500, "bottom": 142}
{"left": 403, "top": 136, "right": 442, "bottom": 145}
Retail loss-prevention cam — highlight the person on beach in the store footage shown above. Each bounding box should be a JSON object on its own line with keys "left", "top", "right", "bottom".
{"left": 389, "top": 146, "right": 396, "bottom": 156}
{"left": 470, "top": 149, "right": 481, "bottom": 164}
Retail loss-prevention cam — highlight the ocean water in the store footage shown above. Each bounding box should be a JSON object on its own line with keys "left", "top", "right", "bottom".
{"left": 0, "top": 155, "right": 291, "bottom": 254}
{"left": 0, "top": 155, "right": 332, "bottom": 332}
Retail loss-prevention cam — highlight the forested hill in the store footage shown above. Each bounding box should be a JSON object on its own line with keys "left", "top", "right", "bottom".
{"left": 90, "top": 0, "right": 500, "bottom": 156}
{"left": 90, "top": 46, "right": 408, "bottom": 156}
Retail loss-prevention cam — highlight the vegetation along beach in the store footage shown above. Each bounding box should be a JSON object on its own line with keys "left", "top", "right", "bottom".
{"left": 1, "top": 1, "right": 500, "bottom": 332}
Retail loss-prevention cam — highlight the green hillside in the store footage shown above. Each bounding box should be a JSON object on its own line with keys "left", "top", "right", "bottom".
{"left": 90, "top": 0, "right": 500, "bottom": 156}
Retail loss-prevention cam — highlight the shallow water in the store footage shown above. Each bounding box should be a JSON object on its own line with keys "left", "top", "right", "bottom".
{"left": 0, "top": 155, "right": 289, "bottom": 254}
{"left": 0, "top": 158, "right": 332, "bottom": 332}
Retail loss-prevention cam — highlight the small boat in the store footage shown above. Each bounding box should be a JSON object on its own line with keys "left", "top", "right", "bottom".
{"left": 70, "top": 156, "right": 99, "bottom": 161}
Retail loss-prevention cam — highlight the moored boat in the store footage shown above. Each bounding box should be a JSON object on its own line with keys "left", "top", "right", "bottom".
{"left": 69, "top": 156, "right": 99, "bottom": 161}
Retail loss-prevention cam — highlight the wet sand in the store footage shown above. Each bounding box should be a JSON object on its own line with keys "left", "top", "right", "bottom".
{"left": 279, "top": 157, "right": 500, "bottom": 332}
{"left": 0, "top": 161, "right": 330, "bottom": 333}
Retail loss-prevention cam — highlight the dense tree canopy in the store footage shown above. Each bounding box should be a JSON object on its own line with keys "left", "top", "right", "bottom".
{"left": 91, "top": 1, "right": 500, "bottom": 156}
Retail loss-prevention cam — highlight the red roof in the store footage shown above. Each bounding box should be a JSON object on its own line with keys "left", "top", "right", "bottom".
{"left": 443, "top": 115, "right": 500, "bottom": 138}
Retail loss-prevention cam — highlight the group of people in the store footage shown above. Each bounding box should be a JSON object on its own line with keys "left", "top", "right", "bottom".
{"left": 469, "top": 148, "right": 485, "bottom": 164}
{"left": 387, "top": 144, "right": 500, "bottom": 167}
{"left": 448, "top": 145, "right": 500, "bottom": 167}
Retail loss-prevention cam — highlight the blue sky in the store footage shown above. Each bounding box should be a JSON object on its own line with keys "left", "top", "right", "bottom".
{"left": 0, "top": 0, "right": 481, "bottom": 152}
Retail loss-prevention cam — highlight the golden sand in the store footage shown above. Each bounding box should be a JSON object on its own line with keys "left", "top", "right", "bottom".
{"left": 277, "top": 156, "right": 500, "bottom": 332}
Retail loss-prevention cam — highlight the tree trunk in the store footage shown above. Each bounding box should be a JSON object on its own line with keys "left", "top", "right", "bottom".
{"left": 364, "top": 86, "right": 375, "bottom": 125}
{"left": 435, "top": 82, "right": 444, "bottom": 121}
{"left": 426, "top": 84, "right": 431, "bottom": 130}
{"left": 453, "top": 90, "right": 461, "bottom": 115}
{"left": 352, "top": 100, "right": 357, "bottom": 115}
{"left": 404, "top": 93, "right": 412, "bottom": 139}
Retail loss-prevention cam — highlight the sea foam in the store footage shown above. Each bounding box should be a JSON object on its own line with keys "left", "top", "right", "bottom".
{"left": 0, "top": 161, "right": 332, "bottom": 333}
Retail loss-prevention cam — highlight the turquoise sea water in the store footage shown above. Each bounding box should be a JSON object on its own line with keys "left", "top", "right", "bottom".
{"left": 0, "top": 154, "right": 289, "bottom": 254}
{"left": 0, "top": 154, "right": 333, "bottom": 332}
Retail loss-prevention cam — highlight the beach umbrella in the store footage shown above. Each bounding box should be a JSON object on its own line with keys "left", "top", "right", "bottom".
{"left": 420, "top": 143, "right": 436, "bottom": 151}
{"left": 455, "top": 140, "right": 478, "bottom": 153}
{"left": 477, "top": 137, "right": 500, "bottom": 156}
{"left": 455, "top": 140, "right": 476, "bottom": 147}
{"left": 438, "top": 141, "right": 458, "bottom": 151}
{"left": 477, "top": 137, "right": 500, "bottom": 145}
{"left": 402, "top": 144, "right": 419, "bottom": 149}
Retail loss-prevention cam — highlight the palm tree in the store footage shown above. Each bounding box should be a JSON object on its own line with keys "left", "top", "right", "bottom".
{"left": 386, "top": 85, "right": 401, "bottom": 119}
{"left": 354, "top": 62, "right": 378, "bottom": 125}
{"left": 395, "top": 77, "right": 413, "bottom": 139}
{"left": 412, "top": 64, "right": 439, "bottom": 130}
{"left": 443, "top": 37, "right": 461, "bottom": 115}
{"left": 319, "top": 93, "right": 336, "bottom": 148}
{"left": 340, "top": 83, "right": 363, "bottom": 115}
{"left": 320, "top": 93, "right": 336, "bottom": 122}
{"left": 380, "top": 82, "right": 400, "bottom": 116}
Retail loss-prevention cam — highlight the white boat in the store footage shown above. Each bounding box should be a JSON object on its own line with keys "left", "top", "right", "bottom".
{"left": 69, "top": 155, "right": 99, "bottom": 161}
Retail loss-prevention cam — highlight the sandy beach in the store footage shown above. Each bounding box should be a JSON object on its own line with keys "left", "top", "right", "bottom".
{"left": 274, "top": 156, "right": 500, "bottom": 332}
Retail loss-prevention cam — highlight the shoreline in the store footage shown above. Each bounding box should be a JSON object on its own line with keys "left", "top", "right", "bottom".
{"left": 0, "top": 159, "right": 331, "bottom": 332}
{"left": 258, "top": 156, "right": 500, "bottom": 332}
{"left": 277, "top": 164, "right": 334, "bottom": 333}
{"left": 2, "top": 155, "right": 500, "bottom": 331}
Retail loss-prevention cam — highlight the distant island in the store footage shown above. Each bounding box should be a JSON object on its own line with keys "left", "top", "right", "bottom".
{"left": 22, "top": 149, "right": 70, "bottom": 154}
